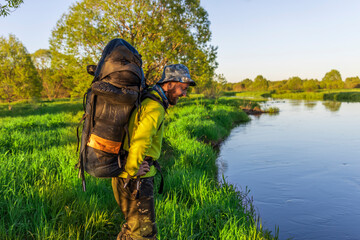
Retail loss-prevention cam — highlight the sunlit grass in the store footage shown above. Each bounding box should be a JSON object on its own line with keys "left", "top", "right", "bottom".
{"left": 271, "top": 89, "right": 360, "bottom": 101}
{"left": 261, "top": 107, "right": 280, "bottom": 114}
{"left": 224, "top": 89, "right": 360, "bottom": 102}
{"left": 0, "top": 98, "right": 278, "bottom": 239}
{"left": 235, "top": 91, "right": 271, "bottom": 99}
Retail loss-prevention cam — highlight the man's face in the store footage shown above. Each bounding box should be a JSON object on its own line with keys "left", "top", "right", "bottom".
{"left": 163, "top": 82, "right": 190, "bottom": 105}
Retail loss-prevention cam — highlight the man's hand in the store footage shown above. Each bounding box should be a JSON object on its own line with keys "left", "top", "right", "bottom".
{"left": 135, "top": 161, "right": 150, "bottom": 176}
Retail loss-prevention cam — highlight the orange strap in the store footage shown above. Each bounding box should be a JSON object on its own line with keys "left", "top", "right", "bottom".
{"left": 87, "top": 134, "right": 121, "bottom": 154}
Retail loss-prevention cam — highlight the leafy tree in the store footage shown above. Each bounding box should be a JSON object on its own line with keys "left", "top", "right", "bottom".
{"left": 203, "top": 73, "right": 226, "bottom": 98}
{"left": 286, "top": 76, "right": 303, "bottom": 91}
{"left": 50, "top": 0, "right": 218, "bottom": 96}
{"left": 215, "top": 73, "right": 227, "bottom": 86}
{"left": 344, "top": 77, "right": 360, "bottom": 89}
{"left": 303, "top": 79, "right": 319, "bottom": 92}
{"left": 232, "top": 82, "right": 242, "bottom": 91}
{"left": 238, "top": 78, "right": 253, "bottom": 91}
{"left": 321, "top": 69, "right": 344, "bottom": 89}
{"left": 0, "top": 34, "right": 42, "bottom": 109}
{"left": 251, "top": 75, "right": 268, "bottom": 91}
{"left": 232, "top": 78, "right": 252, "bottom": 91}
{"left": 222, "top": 82, "right": 233, "bottom": 91}
{"left": 213, "top": 73, "right": 227, "bottom": 91}
{"left": 0, "top": 0, "right": 23, "bottom": 17}
{"left": 32, "top": 49, "right": 70, "bottom": 99}
{"left": 268, "top": 80, "right": 286, "bottom": 91}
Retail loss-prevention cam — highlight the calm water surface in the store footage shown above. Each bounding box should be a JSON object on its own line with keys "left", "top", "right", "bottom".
{"left": 217, "top": 100, "right": 360, "bottom": 240}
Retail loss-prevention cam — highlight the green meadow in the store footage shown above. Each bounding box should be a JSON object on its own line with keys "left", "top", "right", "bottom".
{"left": 0, "top": 98, "right": 277, "bottom": 239}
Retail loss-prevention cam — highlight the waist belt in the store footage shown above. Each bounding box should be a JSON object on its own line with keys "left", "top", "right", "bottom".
{"left": 123, "top": 156, "right": 164, "bottom": 197}
{"left": 144, "top": 156, "right": 164, "bottom": 194}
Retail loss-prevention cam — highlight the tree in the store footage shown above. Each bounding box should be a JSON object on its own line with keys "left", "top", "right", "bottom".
{"left": 286, "top": 76, "right": 303, "bottom": 91}
{"left": 239, "top": 78, "right": 253, "bottom": 90}
{"left": 50, "top": 0, "right": 218, "bottom": 96}
{"left": 203, "top": 73, "right": 226, "bottom": 97}
{"left": 268, "top": 80, "right": 286, "bottom": 91}
{"left": 251, "top": 75, "right": 268, "bottom": 91}
{"left": 0, "top": 34, "right": 42, "bottom": 109}
{"left": 233, "top": 78, "right": 252, "bottom": 91}
{"left": 344, "top": 77, "right": 360, "bottom": 89}
{"left": 321, "top": 69, "right": 344, "bottom": 89}
{"left": 32, "top": 49, "right": 69, "bottom": 99}
{"left": 303, "top": 79, "right": 319, "bottom": 92}
{"left": 232, "top": 82, "right": 242, "bottom": 91}
{"left": 0, "top": 0, "right": 23, "bottom": 17}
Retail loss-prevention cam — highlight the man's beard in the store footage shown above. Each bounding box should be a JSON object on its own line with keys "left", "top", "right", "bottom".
{"left": 165, "top": 87, "right": 178, "bottom": 105}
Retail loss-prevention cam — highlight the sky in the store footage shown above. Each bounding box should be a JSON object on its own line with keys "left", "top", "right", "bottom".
{"left": 1, "top": 0, "right": 359, "bottom": 82}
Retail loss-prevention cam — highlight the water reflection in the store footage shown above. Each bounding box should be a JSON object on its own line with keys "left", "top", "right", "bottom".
{"left": 322, "top": 101, "right": 342, "bottom": 112}
{"left": 289, "top": 100, "right": 302, "bottom": 106}
{"left": 304, "top": 101, "right": 317, "bottom": 109}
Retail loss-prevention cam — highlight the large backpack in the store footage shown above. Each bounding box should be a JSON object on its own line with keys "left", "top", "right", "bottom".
{"left": 76, "top": 39, "right": 153, "bottom": 191}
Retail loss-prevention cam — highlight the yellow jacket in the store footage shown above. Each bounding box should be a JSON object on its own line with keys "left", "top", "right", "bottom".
{"left": 118, "top": 91, "right": 165, "bottom": 178}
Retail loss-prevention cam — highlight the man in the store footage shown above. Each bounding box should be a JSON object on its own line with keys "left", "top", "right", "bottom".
{"left": 112, "top": 64, "right": 196, "bottom": 240}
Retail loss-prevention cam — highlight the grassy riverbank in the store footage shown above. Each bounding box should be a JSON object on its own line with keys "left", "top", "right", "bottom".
{"left": 0, "top": 98, "right": 277, "bottom": 239}
{"left": 271, "top": 89, "right": 360, "bottom": 101}
{"left": 224, "top": 89, "right": 360, "bottom": 102}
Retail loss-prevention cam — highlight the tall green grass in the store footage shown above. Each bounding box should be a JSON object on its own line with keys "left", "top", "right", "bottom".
{"left": 271, "top": 89, "right": 360, "bottom": 101}
{"left": 229, "top": 89, "right": 360, "bottom": 102}
{"left": 0, "top": 98, "right": 277, "bottom": 239}
{"left": 323, "top": 91, "right": 360, "bottom": 101}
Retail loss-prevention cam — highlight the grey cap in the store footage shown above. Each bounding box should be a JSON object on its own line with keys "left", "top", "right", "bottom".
{"left": 157, "top": 64, "right": 196, "bottom": 86}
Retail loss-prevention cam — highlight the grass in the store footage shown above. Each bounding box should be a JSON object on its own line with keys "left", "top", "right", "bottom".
{"left": 270, "top": 89, "right": 360, "bottom": 101}
{"left": 235, "top": 91, "right": 271, "bottom": 100}
{"left": 323, "top": 90, "right": 360, "bottom": 101}
{"left": 227, "top": 89, "right": 360, "bottom": 102}
{"left": 261, "top": 107, "right": 280, "bottom": 114}
{"left": 0, "top": 98, "right": 278, "bottom": 239}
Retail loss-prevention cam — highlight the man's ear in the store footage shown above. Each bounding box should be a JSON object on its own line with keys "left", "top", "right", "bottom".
{"left": 162, "top": 82, "right": 174, "bottom": 91}
{"left": 168, "top": 82, "right": 175, "bottom": 89}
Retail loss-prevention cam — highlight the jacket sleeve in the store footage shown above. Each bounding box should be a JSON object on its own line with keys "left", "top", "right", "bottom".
{"left": 125, "top": 101, "right": 164, "bottom": 177}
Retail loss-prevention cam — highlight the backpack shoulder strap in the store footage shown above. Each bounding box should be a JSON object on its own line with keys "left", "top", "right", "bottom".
{"left": 141, "top": 92, "right": 168, "bottom": 113}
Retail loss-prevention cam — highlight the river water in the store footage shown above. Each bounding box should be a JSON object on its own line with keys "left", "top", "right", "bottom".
{"left": 217, "top": 100, "right": 360, "bottom": 240}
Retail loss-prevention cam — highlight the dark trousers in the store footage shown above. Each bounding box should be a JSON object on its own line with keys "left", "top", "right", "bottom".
{"left": 112, "top": 177, "right": 157, "bottom": 240}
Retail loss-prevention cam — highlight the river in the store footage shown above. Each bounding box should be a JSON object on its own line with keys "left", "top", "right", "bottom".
{"left": 217, "top": 100, "right": 360, "bottom": 240}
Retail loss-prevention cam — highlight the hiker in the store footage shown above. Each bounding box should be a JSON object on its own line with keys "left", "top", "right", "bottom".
{"left": 111, "top": 64, "right": 196, "bottom": 240}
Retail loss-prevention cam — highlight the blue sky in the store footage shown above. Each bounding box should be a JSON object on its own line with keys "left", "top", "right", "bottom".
{"left": 1, "top": 0, "right": 359, "bottom": 82}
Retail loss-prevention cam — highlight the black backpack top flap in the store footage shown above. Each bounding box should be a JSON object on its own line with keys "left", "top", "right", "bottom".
{"left": 94, "top": 39, "right": 145, "bottom": 84}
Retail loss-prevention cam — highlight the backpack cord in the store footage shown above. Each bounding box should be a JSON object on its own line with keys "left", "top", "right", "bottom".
{"left": 75, "top": 91, "right": 90, "bottom": 191}
{"left": 82, "top": 91, "right": 88, "bottom": 111}
{"left": 153, "top": 161, "right": 164, "bottom": 194}
{"left": 76, "top": 114, "right": 87, "bottom": 152}
{"left": 138, "top": 90, "right": 142, "bottom": 122}
{"left": 81, "top": 165, "right": 86, "bottom": 192}
{"left": 124, "top": 123, "right": 131, "bottom": 148}
{"left": 76, "top": 91, "right": 89, "bottom": 152}
{"left": 80, "top": 93, "right": 97, "bottom": 192}
{"left": 78, "top": 93, "right": 96, "bottom": 192}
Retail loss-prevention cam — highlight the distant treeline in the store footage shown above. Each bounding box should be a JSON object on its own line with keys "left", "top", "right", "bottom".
{"left": 1, "top": 20, "right": 359, "bottom": 104}
{"left": 221, "top": 71, "right": 360, "bottom": 93}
